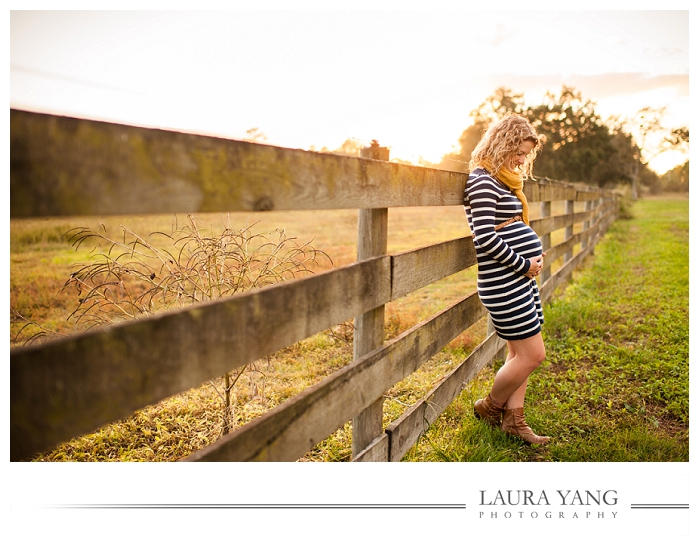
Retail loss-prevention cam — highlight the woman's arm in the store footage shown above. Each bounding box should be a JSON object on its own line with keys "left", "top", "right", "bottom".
{"left": 468, "top": 176, "right": 532, "bottom": 275}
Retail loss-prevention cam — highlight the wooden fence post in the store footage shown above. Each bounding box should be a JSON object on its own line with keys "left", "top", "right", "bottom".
{"left": 564, "top": 199, "right": 574, "bottom": 263}
{"left": 582, "top": 199, "right": 592, "bottom": 252}
{"left": 590, "top": 197, "right": 600, "bottom": 255}
{"left": 539, "top": 200, "right": 552, "bottom": 284}
{"left": 352, "top": 141, "right": 389, "bottom": 460}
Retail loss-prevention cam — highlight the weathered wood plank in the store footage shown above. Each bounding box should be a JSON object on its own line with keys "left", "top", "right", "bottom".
{"left": 589, "top": 208, "right": 617, "bottom": 248}
{"left": 530, "top": 210, "right": 592, "bottom": 240}
{"left": 543, "top": 230, "right": 585, "bottom": 265}
{"left": 10, "top": 256, "right": 391, "bottom": 461}
{"left": 391, "top": 236, "right": 477, "bottom": 301}
{"left": 352, "top": 433, "right": 389, "bottom": 462}
{"left": 564, "top": 200, "right": 574, "bottom": 263}
{"left": 386, "top": 332, "right": 504, "bottom": 461}
{"left": 539, "top": 200, "right": 552, "bottom": 282}
{"left": 524, "top": 181, "right": 578, "bottom": 202}
{"left": 185, "top": 292, "right": 487, "bottom": 461}
{"left": 576, "top": 189, "right": 606, "bottom": 201}
{"left": 10, "top": 109, "right": 467, "bottom": 217}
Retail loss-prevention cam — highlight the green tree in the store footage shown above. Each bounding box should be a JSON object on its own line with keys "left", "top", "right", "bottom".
{"left": 442, "top": 86, "right": 687, "bottom": 194}
{"left": 443, "top": 86, "right": 617, "bottom": 184}
{"left": 591, "top": 122, "right": 637, "bottom": 187}
{"left": 659, "top": 161, "right": 689, "bottom": 193}
{"left": 470, "top": 87, "right": 528, "bottom": 125}
{"left": 526, "top": 87, "right": 615, "bottom": 184}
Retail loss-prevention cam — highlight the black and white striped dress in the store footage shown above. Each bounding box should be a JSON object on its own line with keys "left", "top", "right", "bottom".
{"left": 464, "top": 167, "right": 544, "bottom": 340}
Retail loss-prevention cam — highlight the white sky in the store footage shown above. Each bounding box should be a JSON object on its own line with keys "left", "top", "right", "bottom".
{"left": 9, "top": 7, "right": 691, "bottom": 173}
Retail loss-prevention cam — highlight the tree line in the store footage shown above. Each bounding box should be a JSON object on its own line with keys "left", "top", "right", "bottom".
{"left": 439, "top": 87, "right": 689, "bottom": 196}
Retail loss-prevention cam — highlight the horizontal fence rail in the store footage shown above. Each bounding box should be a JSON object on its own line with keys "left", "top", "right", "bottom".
{"left": 11, "top": 108, "right": 598, "bottom": 217}
{"left": 10, "top": 109, "right": 465, "bottom": 216}
{"left": 10, "top": 109, "right": 620, "bottom": 462}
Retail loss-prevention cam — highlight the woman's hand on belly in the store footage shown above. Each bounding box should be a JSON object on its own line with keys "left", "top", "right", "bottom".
{"left": 526, "top": 253, "right": 544, "bottom": 279}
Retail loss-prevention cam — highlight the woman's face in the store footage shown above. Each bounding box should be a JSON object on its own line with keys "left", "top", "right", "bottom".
{"left": 507, "top": 139, "right": 535, "bottom": 171}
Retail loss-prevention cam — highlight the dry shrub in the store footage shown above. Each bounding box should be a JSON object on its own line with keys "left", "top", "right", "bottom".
{"left": 33, "top": 214, "right": 334, "bottom": 448}
{"left": 61, "top": 214, "right": 331, "bottom": 329}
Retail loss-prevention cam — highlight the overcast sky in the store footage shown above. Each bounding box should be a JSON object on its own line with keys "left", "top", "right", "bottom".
{"left": 10, "top": 8, "right": 690, "bottom": 173}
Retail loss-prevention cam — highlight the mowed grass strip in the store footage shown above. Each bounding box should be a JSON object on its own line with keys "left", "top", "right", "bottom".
{"left": 402, "top": 196, "right": 689, "bottom": 462}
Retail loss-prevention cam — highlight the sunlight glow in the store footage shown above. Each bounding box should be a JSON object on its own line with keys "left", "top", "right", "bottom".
{"left": 10, "top": 10, "right": 689, "bottom": 174}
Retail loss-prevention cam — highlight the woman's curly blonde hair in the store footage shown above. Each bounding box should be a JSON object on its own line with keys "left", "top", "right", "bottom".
{"left": 469, "top": 115, "right": 546, "bottom": 179}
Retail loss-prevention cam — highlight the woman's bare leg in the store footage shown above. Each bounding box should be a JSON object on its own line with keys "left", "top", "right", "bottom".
{"left": 505, "top": 378, "right": 529, "bottom": 409}
{"left": 488, "top": 333, "right": 545, "bottom": 407}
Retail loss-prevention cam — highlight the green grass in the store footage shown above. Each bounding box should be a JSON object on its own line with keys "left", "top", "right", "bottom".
{"left": 402, "top": 196, "right": 689, "bottom": 462}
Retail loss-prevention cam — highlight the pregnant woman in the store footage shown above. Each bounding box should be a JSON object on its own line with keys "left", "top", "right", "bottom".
{"left": 463, "top": 114, "right": 550, "bottom": 445}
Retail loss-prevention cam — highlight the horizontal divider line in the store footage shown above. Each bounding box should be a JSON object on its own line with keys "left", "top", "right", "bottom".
{"left": 630, "top": 504, "right": 689, "bottom": 509}
{"left": 49, "top": 503, "right": 467, "bottom": 510}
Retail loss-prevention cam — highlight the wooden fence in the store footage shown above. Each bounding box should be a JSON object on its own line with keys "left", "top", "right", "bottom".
{"left": 9, "top": 109, "right": 620, "bottom": 462}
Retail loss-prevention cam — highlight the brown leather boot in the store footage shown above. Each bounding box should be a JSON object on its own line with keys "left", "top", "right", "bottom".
{"left": 501, "top": 408, "right": 550, "bottom": 445}
{"left": 474, "top": 394, "right": 505, "bottom": 427}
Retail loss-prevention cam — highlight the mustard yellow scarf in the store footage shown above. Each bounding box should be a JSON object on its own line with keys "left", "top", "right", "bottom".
{"left": 481, "top": 158, "right": 530, "bottom": 225}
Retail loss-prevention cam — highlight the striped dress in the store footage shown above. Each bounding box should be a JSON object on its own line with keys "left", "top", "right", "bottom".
{"left": 464, "top": 167, "right": 544, "bottom": 340}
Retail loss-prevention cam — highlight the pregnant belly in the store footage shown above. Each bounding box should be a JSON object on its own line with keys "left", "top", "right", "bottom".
{"left": 503, "top": 224, "right": 543, "bottom": 259}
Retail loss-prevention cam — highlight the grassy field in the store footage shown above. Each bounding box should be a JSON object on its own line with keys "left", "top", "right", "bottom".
{"left": 10, "top": 196, "right": 688, "bottom": 462}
